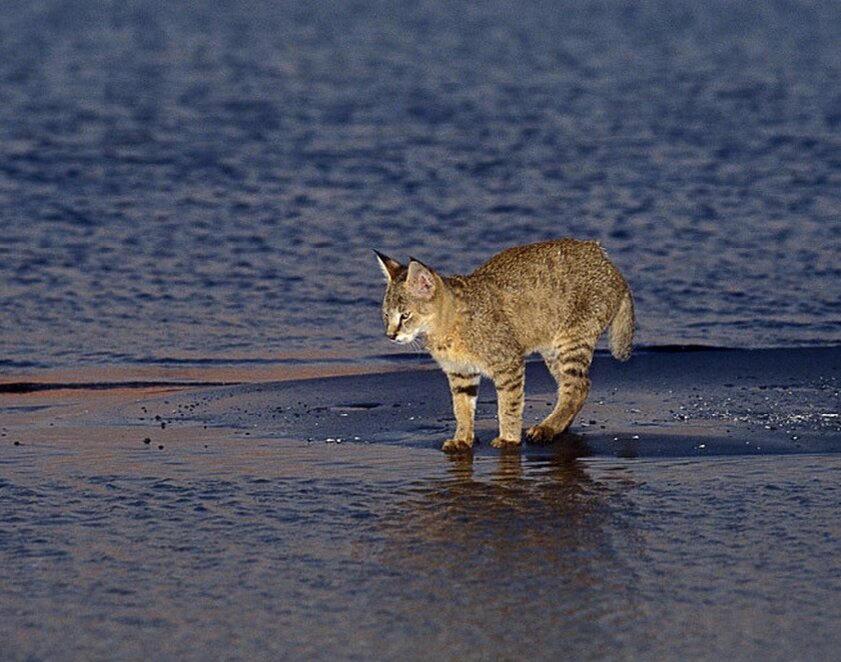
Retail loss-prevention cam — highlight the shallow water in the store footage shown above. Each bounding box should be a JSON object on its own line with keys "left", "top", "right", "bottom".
{"left": 2, "top": 4, "right": 840, "bottom": 659}
{"left": 1, "top": 1, "right": 840, "bottom": 374}
{"left": 2, "top": 438, "right": 840, "bottom": 660}
{"left": 2, "top": 348, "right": 839, "bottom": 659}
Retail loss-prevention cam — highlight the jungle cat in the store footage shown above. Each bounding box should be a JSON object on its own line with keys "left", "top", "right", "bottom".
{"left": 375, "top": 239, "right": 635, "bottom": 452}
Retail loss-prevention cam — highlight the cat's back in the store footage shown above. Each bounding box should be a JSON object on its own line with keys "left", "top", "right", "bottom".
{"left": 460, "top": 239, "right": 629, "bottom": 349}
{"left": 470, "top": 238, "right": 615, "bottom": 288}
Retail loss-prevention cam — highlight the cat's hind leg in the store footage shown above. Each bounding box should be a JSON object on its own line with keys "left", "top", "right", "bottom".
{"left": 527, "top": 336, "right": 596, "bottom": 443}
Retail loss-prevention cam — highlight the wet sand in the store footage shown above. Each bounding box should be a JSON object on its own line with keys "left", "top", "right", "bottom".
{"left": 2, "top": 347, "right": 840, "bottom": 660}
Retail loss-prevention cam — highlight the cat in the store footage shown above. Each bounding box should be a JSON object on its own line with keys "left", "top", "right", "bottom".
{"left": 375, "top": 239, "right": 634, "bottom": 452}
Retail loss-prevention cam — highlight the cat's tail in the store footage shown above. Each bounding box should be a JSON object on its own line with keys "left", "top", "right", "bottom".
{"left": 609, "top": 290, "right": 635, "bottom": 361}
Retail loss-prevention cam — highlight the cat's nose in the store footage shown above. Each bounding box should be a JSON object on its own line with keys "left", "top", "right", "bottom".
{"left": 386, "top": 330, "right": 398, "bottom": 340}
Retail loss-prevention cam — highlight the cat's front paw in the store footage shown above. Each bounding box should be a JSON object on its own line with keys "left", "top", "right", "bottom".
{"left": 442, "top": 438, "right": 473, "bottom": 453}
{"left": 490, "top": 436, "right": 521, "bottom": 449}
{"left": 526, "top": 424, "right": 559, "bottom": 444}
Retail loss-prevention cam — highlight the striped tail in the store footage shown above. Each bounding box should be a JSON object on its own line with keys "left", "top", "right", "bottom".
{"left": 609, "top": 291, "right": 635, "bottom": 361}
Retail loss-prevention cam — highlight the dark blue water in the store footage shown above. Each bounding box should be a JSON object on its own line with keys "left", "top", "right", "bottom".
{"left": 3, "top": 440, "right": 841, "bottom": 660}
{"left": 1, "top": 0, "right": 840, "bottom": 374}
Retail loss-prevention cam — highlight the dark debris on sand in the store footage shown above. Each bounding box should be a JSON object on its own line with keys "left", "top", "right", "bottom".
{"left": 118, "top": 347, "right": 841, "bottom": 459}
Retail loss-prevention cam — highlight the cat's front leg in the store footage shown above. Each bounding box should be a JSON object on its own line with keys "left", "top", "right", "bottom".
{"left": 442, "top": 371, "right": 480, "bottom": 452}
{"left": 490, "top": 363, "right": 525, "bottom": 448}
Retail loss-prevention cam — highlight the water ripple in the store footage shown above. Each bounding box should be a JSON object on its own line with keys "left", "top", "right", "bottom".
{"left": 1, "top": 1, "right": 839, "bottom": 373}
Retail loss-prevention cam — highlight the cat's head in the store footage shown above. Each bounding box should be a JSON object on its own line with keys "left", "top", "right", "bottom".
{"left": 374, "top": 251, "right": 442, "bottom": 344}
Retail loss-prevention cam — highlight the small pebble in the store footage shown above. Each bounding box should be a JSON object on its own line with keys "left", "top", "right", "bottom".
{"left": 143, "top": 438, "right": 151, "bottom": 444}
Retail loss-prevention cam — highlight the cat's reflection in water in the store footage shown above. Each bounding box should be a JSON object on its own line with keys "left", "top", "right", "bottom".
{"left": 379, "top": 434, "right": 643, "bottom": 617}
{"left": 443, "top": 431, "right": 594, "bottom": 483}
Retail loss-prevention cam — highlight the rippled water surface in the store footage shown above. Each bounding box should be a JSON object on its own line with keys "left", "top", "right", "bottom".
{"left": 1, "top": 1, "right": 840, "bottom": 374}
{"left": 3, "top": 5, "right": 840, "bottom": 658}
{"left": 2, "top": 441, "right": 840, "bottom": 660}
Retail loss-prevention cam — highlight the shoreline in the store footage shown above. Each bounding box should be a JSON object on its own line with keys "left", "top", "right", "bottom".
{"left": 2, "top": 341, "right": 837, "bottom": 386}
{"left": 4, "top": 346, "right": 839, "bottom": 459}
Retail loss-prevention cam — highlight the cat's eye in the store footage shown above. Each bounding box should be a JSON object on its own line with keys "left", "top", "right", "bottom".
{"left": 400, "top": 312, "right": 412, "bottom": 322}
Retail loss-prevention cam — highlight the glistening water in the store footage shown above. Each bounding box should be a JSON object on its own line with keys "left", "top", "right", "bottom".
{"left": 1, "top": 1, "right": 840, "bottom": 375}
{"left": 2, "top": 2, "right": 840, "bottom": 659}
{"left": 2, "top": 442, "right": 840, "bottom": 660}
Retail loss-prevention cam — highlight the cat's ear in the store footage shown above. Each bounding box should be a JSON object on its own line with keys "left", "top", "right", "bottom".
{"left": 406, "top": 259, "right": 437, "bottom": 300}
{"left": 374, "top": 250, "right": 403, "bottom": 282}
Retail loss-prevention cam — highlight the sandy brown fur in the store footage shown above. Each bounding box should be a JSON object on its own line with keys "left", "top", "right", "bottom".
{"left": 375, "top": 239, "right": 634, "bottom": 452}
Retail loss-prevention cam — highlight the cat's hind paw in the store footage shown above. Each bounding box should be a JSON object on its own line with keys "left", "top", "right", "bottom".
{"left": 525, "top": 425, "right": 559, "bottom": 444}
{"left": 442, "top": 438, "right": 473, "bottom": 453}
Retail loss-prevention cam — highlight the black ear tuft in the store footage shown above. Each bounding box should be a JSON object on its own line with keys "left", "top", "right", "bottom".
{"left": 408, "top": 256, "right": 432, "bottom": 270}
{"left": 374, "top": 250, "right": 403, "bottom": 282}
